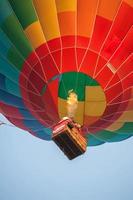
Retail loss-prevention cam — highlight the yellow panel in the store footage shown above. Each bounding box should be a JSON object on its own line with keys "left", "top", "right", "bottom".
{"left": 85, "top": 86, "right": 106, "bottom": 101}
{"left": 77, "top": 0, "right": 99, "bottom": 37}
{"left": 124, "top": 0, "right": 133, "bottom": 7}
{"left": 98, "top": 0, "right": 121, "bottom": 20}
{"left": 106, "top": 111, "right": 133, "bottom": 131}
{"left": 85, "top": 101, "right": 106, "bottom": 116}
{"left": 117, "top": 111, "right": 133, "bottom": 122}
{"left": 56, "top": 0, "right": 76, "bottom": 12}
{"left": 106, "top": 122, "right": 124, "bottom": 131}
{"left": 33, "top": 0, "right": 60, "bottom": 41}
{"left": 24, "top": 21, "right": 46, "bottom": 49}
{"left": 58, "top": 98, "right": 84, "bottom": 125}
{"left": 58, "top": 98, "right": 67, "bottom": 116}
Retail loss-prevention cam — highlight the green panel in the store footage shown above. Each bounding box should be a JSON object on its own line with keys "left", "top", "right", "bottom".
{"left": 87, "top": 134, "right": 105, "bottom": 146}
{"left": 116, "top": 123, "right": 133, "bottom": 135}
{"left": 95, "top": 130, "right": 118, "bottom": 141}
{"left": 1, "top": 14, "right": 33, "bottom": 58}
{"left": 85, "top": 76, "right": 99, "bottom": 86}
{"left": 86, "top": 123, "right": 133, "bottom": 145}
{"left": 58, "top": 72, "right": 99, "bottom": 101}
{"left": 94, "top": 129, "right": 131, "bottom": 142}
{"left": 107, "top": 134, "right": 131, "bottom": 142}
{"left": 7, "top": 47, "right": 24, "bottom": 70}
{"left": 8, "top": 0, "right": 37, "bottom": 29}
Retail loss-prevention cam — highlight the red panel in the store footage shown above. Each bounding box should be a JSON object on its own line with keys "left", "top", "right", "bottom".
{"left": 121, "top": 73, "right": 133, "bottom": 89}
{"left": 96, "top": 67, "right": 113, "bottom": 88}
{"left": 28, "top": 66, "right": 46, "bottom": 93}
{"left": 106, "top": 68, "right": 132, "bottom": 91}
{"left": 84, "top": 116, "right": 99, "bottom": 126}
{"left": 104, "top": 73, "right": 120, "bottom": 89}
{"left": 109, "top": 88, "right": 131, "bottom": 105}
{"left": 25, "top": 51, "right": 39, "bottom": 66}
{"left": 26, "top": 87, "right": 54, "bottom": 127}
{"left": 95, "top": 27, "right": 133, "bottom": 78}
{"left": 105, "top": 55, "right": 133, "bottom": 89}
{"left": 105, "top": 82, "right": 123, "bottom": 102}
{"left": 117, "top": 57, "right": 133, "bottom": 77}
{"left": 109, "top": 27, "right": 133, "bottom": 68}
{"left": 76, "top": 48, "right": 87, "bottom": 67}
{"left": 7, "top": 117, "right": 30, "bottom": 131}
{"left": 76, "top": 36, "right": 89, "bottom": 48}
{"left": 47, "top": 38, "right": 61, "bottom": 52}
{"left": 20, "top": 75, "right": 46, "bottom": 127}
{"left": 61, "top": 36, "right": 75, "bottom": 48}
{"left": 93, "top": 56, "right": 107, "bottom": 77}
{"left": 101, "top": 2, "right": 133, "bottom": 59}
{"left": 102, "top": 35, "right": 121, "bottom": 57}
{"left": 20, "top": 62, "right": 40, "bottom": 95}
{"left": 80, "top": 50, "right": 99, "bottom": 77}
{"left": 51, "top": 50, "right": 61, "bottom": 72}
{"left": 0, "top": 102, "right": 23, "bottom": 119}
{"left": 41, "top": 54, "right": 59, "bottom": 80}
{"left": 47, "top": 78, "right": 59, "bottom": 110}
{"left": 21, "top": 81, "right": 42, "bottom": 111}
{"left": 41, "top": 85, "right": 59, "bottom": 122}
{"left": 0, "top": 102, "right": 31, "bottom": 132}
{"left": 61, "top": 48, "right": 77, "bottom": 73}
{"left": 35, "top": 43, "right": 49, "bottom": 58}
{"left": 90, "top": 15, "right": 111, "bottom": 52}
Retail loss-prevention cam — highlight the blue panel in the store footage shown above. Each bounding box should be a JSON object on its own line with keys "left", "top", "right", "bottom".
{"left": 0, "top": 89, "right": 24, "bottom": 108}
{"left": 17, "top": 105, "right": 52, "bottom": 141}
{"left": 87, "top": 134, "right": 105, "bottom": 146}
{"left": 0, "top": 57, "right": 19, "bottom": 81}
{"left": 0, "top": 73, "right": 6, "bottom": 90}
{"left": 18, "top": 108, "right": 35, "bottom": 120}
{"left": 6, "top": 78, "right": 21, "bottom": 97}
{"left": 34, "top": 130, "right": 51, "bottom": 141}
{"left": 0, "top": 29, "right": 11, "bottom": 56}
{"left": 0, "top": 73, "right": 20, "bottom": 99}
{"left": 0, "top": 0, "right": 13, "bottom": 25}
{"left": 0, "top": 57, "right": 21, "bottom": 97}
{"left": 22, "top": 116, "right": 52, "bottom": 141}
{"left": 23, "top": 118, "right": 46, "bottom": 131}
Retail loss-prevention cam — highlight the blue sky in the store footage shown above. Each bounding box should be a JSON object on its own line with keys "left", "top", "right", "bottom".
{"left": 0, "top": 114, "right": 133, "bottom": 200}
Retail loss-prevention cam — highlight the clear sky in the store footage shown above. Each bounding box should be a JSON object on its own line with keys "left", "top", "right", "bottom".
{"left": 0, "top": 114, "right": 133, "bottom": 200}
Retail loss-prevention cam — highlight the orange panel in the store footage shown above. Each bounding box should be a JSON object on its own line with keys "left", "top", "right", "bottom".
{"left": 77, "top": 0, "right": 99, "bottom": 38}
{"left": 98, "top": 0, "right": 121, "bottom": 20}
{"left": 58, "top": 12, "right": 76, "bottom": 36}
{"left": 125, "top": 0, "right": 133, "bottom": 7}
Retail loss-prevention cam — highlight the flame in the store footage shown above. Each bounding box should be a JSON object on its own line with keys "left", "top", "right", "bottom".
{"left": 67, "top": 90, "right": 78, "bottom": 119}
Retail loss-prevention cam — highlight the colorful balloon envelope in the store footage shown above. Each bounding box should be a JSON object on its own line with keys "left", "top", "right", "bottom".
{"left": 0, "top": 0, "right": 133, "bottom": 147}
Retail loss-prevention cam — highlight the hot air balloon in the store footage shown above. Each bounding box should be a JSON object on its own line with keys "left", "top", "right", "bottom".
{"left": 0, "top": 0, "right": 133, "bottom": 159}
